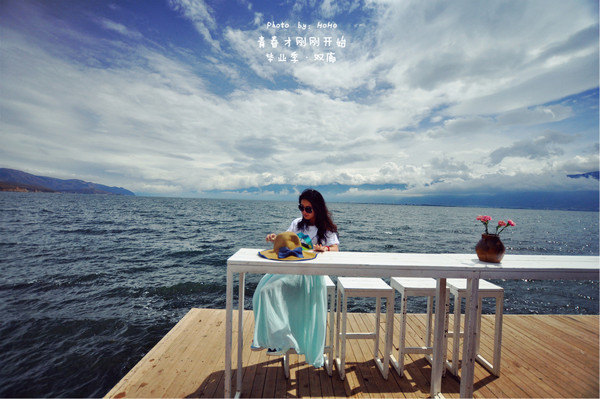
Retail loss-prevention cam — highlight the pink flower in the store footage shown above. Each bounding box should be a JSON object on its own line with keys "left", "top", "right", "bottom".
{"left": 477, "top": 215, "right": 493, "bottom": 234}
{"left": 478, "top": 216, "right": 516, "bottom": 235}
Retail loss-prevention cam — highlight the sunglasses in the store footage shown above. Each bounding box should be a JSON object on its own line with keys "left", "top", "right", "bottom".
{"left": 298, "top": 204, "right": 313, "bottom": 213}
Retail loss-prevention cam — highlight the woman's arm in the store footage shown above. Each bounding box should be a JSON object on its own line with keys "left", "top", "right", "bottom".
{"left": 313, "top": 244, "right": 339, "bottom": 252}
{"left": 313, "top": 230, "right": 340, "bottom": 252}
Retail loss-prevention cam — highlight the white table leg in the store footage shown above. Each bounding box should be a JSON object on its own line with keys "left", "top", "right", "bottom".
{"left": 335, "top": 288, "right": 341, "bottom": 363}
{"left": 225, "top": 269, "right": 233, "bottom": 398}
{"left": 493, "top": 291, "right": 504, "bottom": 376}
{"left": 384, "top": 294, "right": 394, "bottom": 379}
{"left": 443, "top": 291, "right": 449, "bottom": 376}
{"left": 430, "top": 278, "right": 447, "bottom": 397}
{"left": 396, "top": 289, "right": 408, "bottom": 375}
{"left": 451, "top": 292, "right": 461, "bottom": 376}
{"left": 374, "top": 297, "right": 381, "bottom": 358}
{"left": 236, "top": 273, "right": 245, "bottom": 396}
{"left": 339, "top": 291, "right": 348, "bottom": 380}
{"left": 460, "top": 277, "right": 479, "bottom": 398}
{"left": 426, "top": 295, "right": 433, "bottom": 348}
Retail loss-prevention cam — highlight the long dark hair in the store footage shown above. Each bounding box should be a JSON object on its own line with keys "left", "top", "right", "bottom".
{"left": 297, "top": 188, "right": 338, "bottom": 245}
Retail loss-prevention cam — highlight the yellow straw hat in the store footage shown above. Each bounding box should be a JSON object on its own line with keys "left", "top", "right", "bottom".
{"left": 258, "top": 231, "right": 317, "bottom": 261}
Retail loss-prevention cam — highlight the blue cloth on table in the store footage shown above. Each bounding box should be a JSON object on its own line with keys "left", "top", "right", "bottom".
{"left": 252, "top": 273, "right": 327, "bottom": 368}
{"left": 297, "top": 232, "right": 314, "bottom": 249}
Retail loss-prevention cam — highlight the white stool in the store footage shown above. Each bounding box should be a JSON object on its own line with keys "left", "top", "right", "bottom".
{"left": 446, "top": 279, "right": 504, "bottom": 377}
{"left": 283, "top": 275, "right": 335, "bottom": 377}
{"left": 389, "top": 277, "right": 449, "bottom": 377}
{"left": 335, "top": 277, "right": 394, "bottom": 380}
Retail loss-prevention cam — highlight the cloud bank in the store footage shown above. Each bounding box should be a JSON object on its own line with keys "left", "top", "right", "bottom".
{"left": 0, "top": 0, "right": 598, "bottom": 208}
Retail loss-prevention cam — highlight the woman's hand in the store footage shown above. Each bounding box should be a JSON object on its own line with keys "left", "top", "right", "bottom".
{"left": 313, "top": 244, "right": 327, "bottom": 252}
{"left": 266, "top": 233, "right": 277, "bottom": 242}
{"left": 313, "top": 244, "right": 339, "bottom": 252}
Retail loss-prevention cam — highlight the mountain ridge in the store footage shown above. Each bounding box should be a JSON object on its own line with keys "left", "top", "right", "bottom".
{"left": 0, "top": 168, "right": 135, "bottom": 195}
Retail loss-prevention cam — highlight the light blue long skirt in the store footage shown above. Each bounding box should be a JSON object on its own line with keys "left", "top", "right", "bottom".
{"left": 252, "top": 274, "right": 327, "bottom": 367}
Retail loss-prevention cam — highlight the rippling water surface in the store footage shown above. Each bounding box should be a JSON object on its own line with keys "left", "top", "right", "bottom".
{"left": 0, "top": 193, "right": 598, "bottom": 397}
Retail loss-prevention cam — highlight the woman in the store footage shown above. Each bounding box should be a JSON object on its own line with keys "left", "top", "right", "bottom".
{"left": 252, "top": 189, "right": 339, "bottom": 368}
{"left": 266, "top": 188, "right": 339, "bottom": 251}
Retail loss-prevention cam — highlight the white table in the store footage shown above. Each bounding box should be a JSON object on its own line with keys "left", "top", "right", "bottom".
{"left": 225, "top": 250, "right": 598, "bottom": 398}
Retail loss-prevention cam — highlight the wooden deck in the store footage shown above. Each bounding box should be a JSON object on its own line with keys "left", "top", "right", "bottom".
{"left": 105, "top": 308, "right": 599, "bottom": 398}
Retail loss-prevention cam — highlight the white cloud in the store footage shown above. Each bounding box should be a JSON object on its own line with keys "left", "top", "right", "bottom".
{"left": 356, "top": 0, "right": 598, "bottom": 118}
{"left": 320, "top": 0, "right": 363, "bottom": 17}
{"left": 445, "top": 52, "right": 598, "bottom": 115}
{"left": 411, "top": 172, "right": 599, "bottom": 195}
{"left": 97, "top": 17, "right": 143, "bottom": 40}
{"left": 1, "top": 0, "right": 597, "bottom": 202}
{"left": 497, "top": 105, "right": 573, "bottom": 126}
{"left": 489, "top": 132, "right": 577, "bottom": 165}
{"left": 168, "top": 0, "right": 220, "bottom": 50}
{"left": 552, "top": 153, "right": 600, "bottom": 175}
{"left": 253, "top": 12, "right": 263, "bottom": 27}
{"left": 442, "top": 116, "right": 495, "bottom": 135}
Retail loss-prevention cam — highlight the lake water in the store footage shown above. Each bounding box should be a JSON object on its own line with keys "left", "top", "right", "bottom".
{"left": 0, "top": 192, "right": 598, "bottom": 397}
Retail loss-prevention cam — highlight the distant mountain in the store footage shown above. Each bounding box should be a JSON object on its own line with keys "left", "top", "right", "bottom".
{"left": 202, "top": 180, "right": 599, "bottom": 211}
{"left": 567, "top": 171, "right": 599, "bottom": 180}
{"left": 0, "top": 168, "right": 135, "bottom": 195}
{"left": 205, "top": 182, "right": 409, "bottom": 196}
{"left": 0, "top": 181, "right": 56, "bottom": 193}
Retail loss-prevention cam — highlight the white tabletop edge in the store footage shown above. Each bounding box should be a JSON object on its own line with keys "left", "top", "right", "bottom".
{"left": 227, "top": 248, "right": 599, "bottom": 280}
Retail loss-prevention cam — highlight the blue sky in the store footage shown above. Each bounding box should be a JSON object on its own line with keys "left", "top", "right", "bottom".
{"left": 1, "top": 0, "right": 599, "bottom": 208}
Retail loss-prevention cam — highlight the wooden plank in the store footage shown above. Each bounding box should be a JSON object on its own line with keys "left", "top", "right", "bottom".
{"left": 202, "top": 309, "right": 252, "bottom": 398}
{"left": 542, "top": 314, "right": 598, "bottom": 348}
{"left": 249, "top": 349, "right": 269, "bottom": 398}
{"left": 105, "top": 310, "right": 599, "bottom": 399}
{"left": 470, "top": 315, "right": 544, "bottom": 398}
{"left": 506, "top": 315, "right": 597, "bottom": 381}
{"left": 401, "top": 314, "right": 455, "bottom": 397}
{"left": 297, "top": 358, "right": 311, "bottom": 398}
{"left": 563, "top": 314, "right": 600, "bottom": 335}
{"left": 105, "top": 308, "right": 197, "bottom": 398}
{"left": 480, "top": 322, "right": 554, "bottom": 398}
{"left": 459, "top": 313, "right": 560, "bottom": 398}
{"left": 318, "top": 362, "right": 335, "bottom": 399}
{"left": 351, "top": 312, "right": 384, "bottom": 398}
{"left": 502, "top": 315, "right": 598, "bottom": 397}
{"left": 335, "top": 317, "right": 364, "bottom": 399}
{"left": 243, "top": 341, "right": 265, "bottom": 397}
{"left": 480, "top": 314, "right": 596, "bottom": 398}
{"left": 356, "top": 313, "right": 411, "bottom": 398}
{"left": 414, "top": 312, "right": 504, "bottom": 399}
{"left": 163, "top": 308, "right": 224, "bottom": 398}
{"left": 339, "top": 335, "right": 365, "bottom": 397}
{"left": 388, "top": 313, "right": 434, "bottom": 398}
{"left": 203, "top": 309, "right": 257, "bottom": 398}
{"left": 329, "top": 350, "right": 349, "bottom": 399}
{"left": 285, "top": 352, "right": 300, "bottom": 398}
{"left": 531, "top": 315, "right": 597, "bottom": 354}
{"left": 127, "top": 309, "right": 205, "bottom": 397}
{"left": 308, "top": 362, "right": 323, "bottom": 398}
{"left": 352, "top": 313, "right": 386, "bottom": 398}
{"left": 274, "top": 353, "right": 288, "bottom": 398}
{"left": 449, "top": 310, "right": 596, "bottom": 399}
{"left": 261, "top": 356, "right": 279, "bottom": 398}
